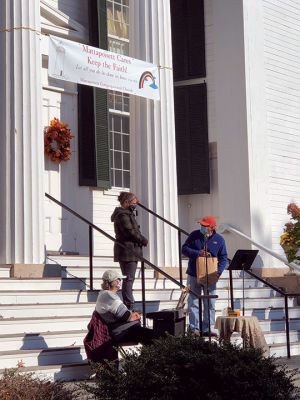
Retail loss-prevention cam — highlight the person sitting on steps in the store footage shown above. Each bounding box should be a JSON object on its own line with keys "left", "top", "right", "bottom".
{"left": 95, "top": 270, "right": 153, "bottom": 345}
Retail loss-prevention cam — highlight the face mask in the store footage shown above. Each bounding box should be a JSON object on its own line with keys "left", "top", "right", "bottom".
{"left": 115, "top": 279, "right": 122, "bottom": 290}
{"left": 129, "top": 204, "right": 136, "bottom": 212}
{"left": 200, "top": 226, "right": 209, "bottom": 236}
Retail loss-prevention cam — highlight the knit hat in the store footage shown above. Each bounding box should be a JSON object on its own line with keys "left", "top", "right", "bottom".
{"left": 102, "top": 270, "right": 124, "bottom": 282}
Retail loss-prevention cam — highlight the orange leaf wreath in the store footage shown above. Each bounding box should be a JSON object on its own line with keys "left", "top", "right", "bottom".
{"left": 44, "top": 118, "right": 73, "bottom": 163}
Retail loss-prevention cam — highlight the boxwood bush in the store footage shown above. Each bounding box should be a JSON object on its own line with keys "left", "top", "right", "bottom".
{"left": 85, "top": 334, "right": 300, "bottom": 400}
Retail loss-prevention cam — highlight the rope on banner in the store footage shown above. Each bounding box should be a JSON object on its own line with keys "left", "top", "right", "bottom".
{"left": 0, "top": 26, "right": 41, "bottom": 35}
{"left": 159, "top": 65, "right": 173, "bottom": 71}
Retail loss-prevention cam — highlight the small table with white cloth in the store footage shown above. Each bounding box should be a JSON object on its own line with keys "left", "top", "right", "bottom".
{"left": 215, "top": 315, "right": 269, "bottom": 355}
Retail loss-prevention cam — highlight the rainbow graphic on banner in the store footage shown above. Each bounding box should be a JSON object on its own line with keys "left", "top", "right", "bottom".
{"left": 139, "top": 71, "right": 159, "bottom": 90}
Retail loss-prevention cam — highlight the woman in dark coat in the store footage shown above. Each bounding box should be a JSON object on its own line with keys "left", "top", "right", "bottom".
{"left": 111, "top": 192, "right": 148, "bottom": 310}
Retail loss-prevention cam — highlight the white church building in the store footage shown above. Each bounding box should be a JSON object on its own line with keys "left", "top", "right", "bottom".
{"left": 1, "top": 0, "right": 300, "bottom": 272}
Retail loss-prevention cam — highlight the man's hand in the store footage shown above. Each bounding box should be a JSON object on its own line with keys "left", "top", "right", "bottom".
{"left": 129, "top": 311, "right": 141, "bottom": 321}
{"left": 199, "top": 249, "right": 211, "bottom": 257}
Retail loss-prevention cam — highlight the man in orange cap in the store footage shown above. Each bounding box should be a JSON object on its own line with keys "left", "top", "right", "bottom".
{"left": 182, "top": 215, "right": 227, "bottom": 336}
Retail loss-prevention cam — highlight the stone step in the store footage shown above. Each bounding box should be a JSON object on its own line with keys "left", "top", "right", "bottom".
{"left": 270, "top": 342, "right": 300, "bottom": 357}
{"left": 0, "top": 330, "right": 298, "bottom": 373}
{"left": 0, "top": 316, "right": 89, "bottom": 335}
{"left": 1, "top": 307, "right": 300, "bottom": 335}
{"left": 0, "top": 346, "right": 87, "bottom": 369}
{"left": 0, "top": 299, "right": 179, "bottom": 319}
{"left": 0, "top": 330, "right": 87, "bottom": 352}
{"left": 1, "top": 299, "right": 299, "bottom": 320}
{"left": 46, "top": 255, "right": 120, "bottom": 267}
{"left": 48, "top": 255, "right": 248, "bottom": 278}
{"left": 0, "top": 362, "right": 91, "bottom": 381}
{"left": 0, "top": 277, "right": 266, "bottom": 291}
{"left": 63, "top": 266, "right": 156, "bottom": 279}
{"left": 0, "top": 267, "right": 10, "bottom": 278}
{"left": 1, "top": 324, "right": 296, "bottom": 353}
{"left": 0, "top": 287, "right": 296, "bottom": 306}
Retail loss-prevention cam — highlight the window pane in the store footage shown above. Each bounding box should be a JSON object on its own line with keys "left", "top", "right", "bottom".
{"left": 114, "top": 151, "right": 122, "bottom": 169}
{"left": 122, "top": 6, "right": 129, "bottom": 24}
{"left": 115, "top": 169, "right": 123, "bottom": 187}
{"left": 109, "top": 114, "right": 113, "bottom": 130}
{"left": 110, "top": 168, "right": 114, "bottom": 185}
{"left": 122, "top": 117, "right": 129, "bottom": 133}
{"left": 123, "top": 134, "right": 129, "bottom": 152}
{"left": 108, "top": 92, "right": 114, "bottom": 109}
{"left": 115, "top": 94, "right": 123, "bottom": 111}
{"left": 123, "top": 94, "right": 129, "bottom": 112}
{"left": 114, "top": 133, "right": 122, "bottom": 150}
{"left": 109, "top": 132, "right": 114, "bottom": 148}
{"left": 123, "top": 152, "right": 130, "bottom": 170}
{"left": 113, "top": 115, "right": 121, "bottom": 132}
{"left": 123, "top": 171, "right": 130, "bottom": 188}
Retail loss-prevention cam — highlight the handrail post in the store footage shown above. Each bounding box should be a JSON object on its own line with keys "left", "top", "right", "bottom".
{"left": 199, "top": 297, "right": 203, "bottom": 336}
{"left": 284, "top": 295, "right": 291, "bottom": 358}
{"left": 229, "top": 269, "right": 234, "bottom": 310}
{"left": 141, "top": 261, "right": 146, "bottom": 327}
{"left": 89, "top": 226, "right": 94, "bottom": 291}
{"left": 178, "top": 231, "right": 183, "bottom": 285}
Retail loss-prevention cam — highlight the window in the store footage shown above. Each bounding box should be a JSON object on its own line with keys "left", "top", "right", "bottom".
{"left": 107, "top": 1, "right": 130, "bottom": 188}
{"left": 107, "top": 0, "right": 129, "bottom": 39}
{"left": 78, "top": 0, "right": 131, "bottom": 189}
{"left": 109, "top": 114, "right": 130, "bottom": 188}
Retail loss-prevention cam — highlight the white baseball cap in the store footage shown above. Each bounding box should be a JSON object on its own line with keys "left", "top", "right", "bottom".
{"left": 102, "top": 270, "right": 125, "bottom": 282}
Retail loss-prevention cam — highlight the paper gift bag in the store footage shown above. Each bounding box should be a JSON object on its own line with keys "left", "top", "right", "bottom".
{"left": 196, "top": 256, "right": 218, "bottom": 285}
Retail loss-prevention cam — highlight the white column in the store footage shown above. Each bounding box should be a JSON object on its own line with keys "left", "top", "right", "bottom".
{"left": 130, "top": 0, "right": 179, "bottom": 267}
{"left": 0, "top": 0, "right": 45, "bottom": 264}
{"left": 213, "top": 0, "right": 272, "bottom": 264}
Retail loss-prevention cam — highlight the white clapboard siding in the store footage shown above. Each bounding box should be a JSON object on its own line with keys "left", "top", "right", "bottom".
{"left": 263, "top": 0, "right": 300, "bottom": 253}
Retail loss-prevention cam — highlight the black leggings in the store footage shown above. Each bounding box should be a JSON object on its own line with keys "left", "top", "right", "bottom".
{"left": 114, "top": 323, "right": 153, "bottom": 346}
{"left": 119, "top": 261, "right": 137, "bottom": 310}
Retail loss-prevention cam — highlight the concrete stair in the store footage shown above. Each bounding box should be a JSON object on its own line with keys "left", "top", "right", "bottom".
{"left": 0, "top": 255, "right": 299, "bottom": 380}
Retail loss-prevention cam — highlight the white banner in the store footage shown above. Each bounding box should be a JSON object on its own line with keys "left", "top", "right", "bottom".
{"left": 48, "top": 35, "right": 160, "bottom": 100}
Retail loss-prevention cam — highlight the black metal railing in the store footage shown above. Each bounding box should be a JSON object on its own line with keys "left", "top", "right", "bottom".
{"left": 137, "top": 203, "right": 297, "bottom": 359}
{"left": 45, "top": 192, "right": 217, "bottom": 339}
{"left": 138, "top": 203, "right": 189, "bottom": 285}
{"left": 229, "top": 268, "right": 298, "bottom": 358}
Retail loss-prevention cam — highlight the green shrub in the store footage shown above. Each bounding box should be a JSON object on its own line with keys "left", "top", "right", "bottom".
{"left": 0, "top": 368, "right": 74, "bottom": 400}
{"left": 85, "top": 334, "right": 300, "bottom": 400}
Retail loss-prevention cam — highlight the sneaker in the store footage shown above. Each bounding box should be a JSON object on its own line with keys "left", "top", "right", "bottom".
{"left": 187, "top": 327, "right": 200, "bottom": 336}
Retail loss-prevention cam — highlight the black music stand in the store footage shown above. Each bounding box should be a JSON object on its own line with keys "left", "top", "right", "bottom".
{"left": 228, "top": 250, "right": 258, "bottom": 315}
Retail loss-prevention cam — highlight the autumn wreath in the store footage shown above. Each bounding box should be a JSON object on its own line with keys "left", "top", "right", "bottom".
{"left": 44, "top": 117, "right": 73, "bottom": 163}
{"left": 280, "top": 203, "right": 300, "bottom": 264}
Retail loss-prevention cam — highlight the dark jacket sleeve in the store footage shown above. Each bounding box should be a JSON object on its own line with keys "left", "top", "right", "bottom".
{"left": 117, "top": 213, "right": 147, "bottom": 245}
{"left": 182, "top": 232, "right": 199, "bottom": 259}
{"left": 217, "top": 239, "right": 228, "bottom": 275}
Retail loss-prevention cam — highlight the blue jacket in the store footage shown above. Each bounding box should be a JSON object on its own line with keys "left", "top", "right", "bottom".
{"left": 182, "top": 230, "right": 228, "bottom": 277}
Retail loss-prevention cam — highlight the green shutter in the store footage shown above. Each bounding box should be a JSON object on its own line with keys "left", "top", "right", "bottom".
{"left": 78, "top": 0, "right": 111, "bottom": 188}
{"left": 97, "top": 0, "right": 108, "bottom": 49}
{"left": 94, "top": 88, "right": 110, "bottom": 188}
{"left": 174, "top": 84, "right": 210, "bottom": 194}
{"left": 78, "top": 85, "right": 97, "bottom": 186}
{"left": 170, "top": 0, "right": 206, "bottom": 81}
